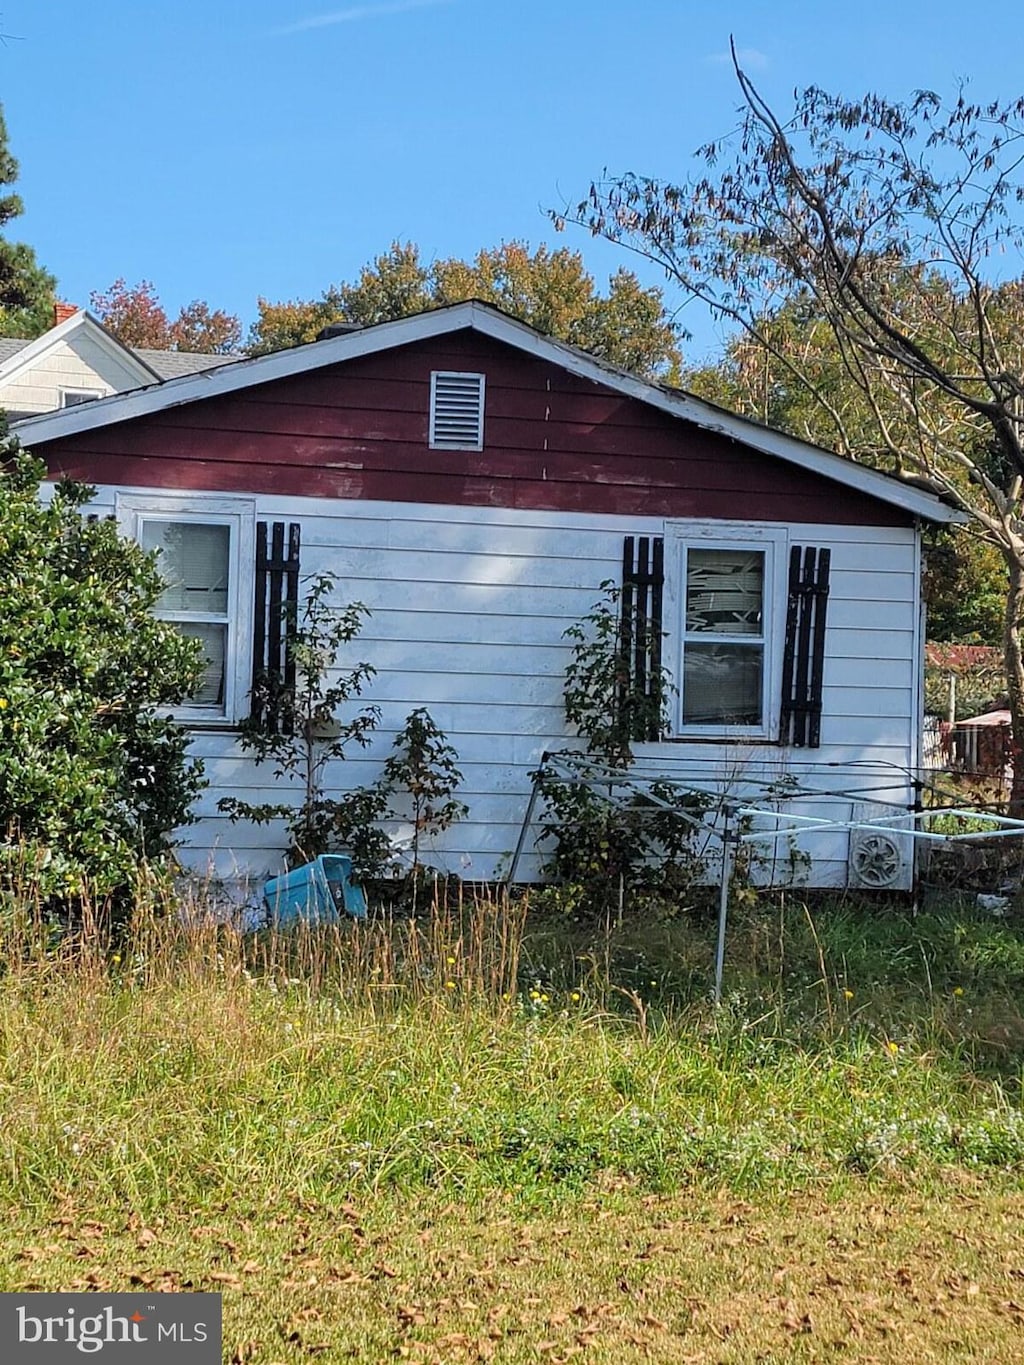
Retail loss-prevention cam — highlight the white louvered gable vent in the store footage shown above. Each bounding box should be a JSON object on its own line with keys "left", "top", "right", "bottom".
{"left": 429, "top": 371, "right": 485, "bottom": 450}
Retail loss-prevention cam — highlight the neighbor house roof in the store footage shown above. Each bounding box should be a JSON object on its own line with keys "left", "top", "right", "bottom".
{"left": 11, "top": 300, "right": 962, "bottom": 525}
{"left": 925, "top": 644, "right": 1002, "bottom": 672}
{"left": 0, "top": 309, "right": 240, "bottom": 395}
{"left": 0, "top": 310, "right": 161, "bottom": 389}
{"left": 0, "top": 337, "right": 29, "bottom": 365}
{"left": 135, "top": 347, "right": 241, "bottom": 380}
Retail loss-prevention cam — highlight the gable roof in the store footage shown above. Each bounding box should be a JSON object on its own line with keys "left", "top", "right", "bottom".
{"left": 0, "top": 310, "right": 240, "bottom": 391}
{"left": 11, "top": 301, "right": 962, "bottom": 525}
{"left": 0, "top": 309, "right": 161, "bottom": 389}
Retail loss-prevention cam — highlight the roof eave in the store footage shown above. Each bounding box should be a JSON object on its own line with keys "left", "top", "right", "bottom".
{"left": 11, "top": 300, "right": 963, "bottom": 525}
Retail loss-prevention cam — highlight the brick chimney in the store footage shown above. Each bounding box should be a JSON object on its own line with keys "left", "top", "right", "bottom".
{"left": 53, "top": 302, "right": 78, "bottom": 327}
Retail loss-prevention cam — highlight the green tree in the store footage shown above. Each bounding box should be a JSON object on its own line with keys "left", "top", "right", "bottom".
{"left": 90, "top": 279, "right": 241, "bottom": 354}
{"left": 338, "top": 240, "right": 434, "bottom": 326}
{"left": 0, "top": 107, "right": 56, "bottom": 338}
{"left": 249, "top": 240, "right": 682, "bottom": 379}
{"left": 570, "top": 55, "right": 1024, "bottom": 809}
{"left": 0, "top": 444, "right": 206, "bottom": 915}
{"left": 248, "top": 291, "right": 347, "bottom": 354}
{"left": 920, "top": 530, "right": 1006, "bottom": 646}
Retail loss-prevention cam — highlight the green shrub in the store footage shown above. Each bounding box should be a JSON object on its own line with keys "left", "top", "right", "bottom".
{"left": 0, "top": 447, "right": 205, "bottom": 916}
{"left": 535, "top": 583, "right": 710, "bottom": 914}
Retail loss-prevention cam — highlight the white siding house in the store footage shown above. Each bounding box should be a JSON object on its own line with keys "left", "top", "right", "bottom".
{"left": 14, "top": 303, "right": 960, "bottom": 891}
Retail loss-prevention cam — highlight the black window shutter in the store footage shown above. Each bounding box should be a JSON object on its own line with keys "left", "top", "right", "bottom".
{"left": 620, "top": 535, "right": 665, "bottom": 741}
{"left": 780, "top": 545, "right": 830, "bottom": 747}
{"left": 252, "top": 521, "right": 301, "bottom": 731}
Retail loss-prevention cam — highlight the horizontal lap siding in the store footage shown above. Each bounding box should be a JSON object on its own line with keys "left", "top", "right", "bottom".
{"left": 807, "top": 540, "right": 915, "bottom": 757}
{"left": 30, "top": 324, "right": 922, "bottom": 888}
{"left": 37, "top": 331, "right": 910, "bottom": 527}
{"left": 134, "top": 500, "right": 922, "bottom": 888}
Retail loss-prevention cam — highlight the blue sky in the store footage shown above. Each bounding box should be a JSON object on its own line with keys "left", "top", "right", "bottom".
{"left": 5, "top": 0, "right": 1024, "bottom": 359}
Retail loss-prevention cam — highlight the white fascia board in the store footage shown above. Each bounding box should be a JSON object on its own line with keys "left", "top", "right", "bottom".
{"left": 13, "top": 300, "right": 964, "bottom": 526}
{"left": 1, "top": 311, "right": 161, "bottom": 390}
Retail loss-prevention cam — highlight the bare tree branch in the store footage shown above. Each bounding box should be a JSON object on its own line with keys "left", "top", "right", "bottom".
{"left": 561, "top": 61, "right": 1024, "bottom": 806}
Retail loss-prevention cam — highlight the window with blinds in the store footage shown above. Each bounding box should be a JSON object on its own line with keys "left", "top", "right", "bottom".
{"left": 682, "top": 547, "right": 766, "bottom": 726}
{"left": 429, "top": 371, "right": 485, "bottom": 450}
{"left": 663, "top": 524, "right": 787, "bottom": 737}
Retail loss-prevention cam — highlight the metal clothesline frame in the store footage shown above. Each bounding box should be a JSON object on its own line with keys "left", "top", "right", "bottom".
{"left": 509, "top": 749, "right": 1024, "bottom": 1005}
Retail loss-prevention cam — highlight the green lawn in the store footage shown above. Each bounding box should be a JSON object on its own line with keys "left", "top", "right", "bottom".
{"left": 2, "top": 890, "right": 1024, "bottom": 1360}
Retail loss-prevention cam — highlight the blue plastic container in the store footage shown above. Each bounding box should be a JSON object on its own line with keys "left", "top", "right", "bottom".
{"left": 263, "top": 854, "right": 367, "bottom": 925}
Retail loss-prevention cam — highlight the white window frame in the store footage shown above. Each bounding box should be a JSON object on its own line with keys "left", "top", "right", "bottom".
{"left": 429, "top": 370, "right": 485, "bottom": 450}
{"left": 117, "top": 493, "right": 256, "bottom": 725}
{"left": 59, "top": 387, "right": 104, "bottom": 408}
{"left": 664, "top": 521, "right": 788, "bottom": 741}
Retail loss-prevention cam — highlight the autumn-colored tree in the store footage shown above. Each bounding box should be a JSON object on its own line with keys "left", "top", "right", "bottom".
{"left": 0, "top": 106, "right": 56, "bottom": 338}
{"left": 248, "top": 292, "right": 345, "bottom": 354}
{"left": 571, "top": 55, "right": 1024, "bottom": 809}
{"left": 90, "top": 280, "right": 168, "bottom": 349}
{"left": 90, "top": 279, "right": 241, "bottom": 354}
{"left": 340, "top": 240, "right": 433, "bottom": 326}
{"left": 250, "top": 241, "right": 682, "bottom": 379}
{"left": 685, "top": 291, "right": 1009, "bottom": 646}
{"left": 169, "top": 299, "right": 242, "bottom": 354}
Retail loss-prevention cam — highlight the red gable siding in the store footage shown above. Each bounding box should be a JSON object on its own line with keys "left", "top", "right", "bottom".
{"left": 32, "top": 330, "right": 910, "bottom": 526}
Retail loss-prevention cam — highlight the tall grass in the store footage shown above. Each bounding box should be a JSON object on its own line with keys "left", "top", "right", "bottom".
{"left": 1, "top": 882, "right": 1023, "bottom": 1219}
